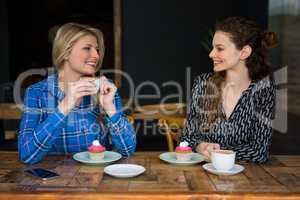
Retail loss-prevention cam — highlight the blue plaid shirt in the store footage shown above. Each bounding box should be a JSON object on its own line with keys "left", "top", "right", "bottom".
{"left": 18, "top": 74, "right": 136, "bottom": 164}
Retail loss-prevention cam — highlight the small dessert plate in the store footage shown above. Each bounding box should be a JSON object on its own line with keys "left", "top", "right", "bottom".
{"left": 73, "top": 151, "right": 122, "bottom": 165}
{"left": 202, "top": 163, "right": 244, "bottom": 176}
{"left": 159, "top": 152, "right": 205, "bottom": 165}
{"left": 104, "top": 164, "right": 145, "bottom": 178}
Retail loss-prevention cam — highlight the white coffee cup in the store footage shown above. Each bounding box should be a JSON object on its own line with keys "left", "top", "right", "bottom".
{"left": 94, "top": 78, "right": 100, "bottom": 92}
{"left": 80, "top": 77, "right": 100, "bottom": 92}
{"left": 211, "top": 150, "right": 236, "bottom": 171}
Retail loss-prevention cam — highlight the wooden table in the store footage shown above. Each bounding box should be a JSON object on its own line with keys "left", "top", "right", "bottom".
{"left": 132, "top": 103, "right": 186, "bottom": 120}
{"left": 0, "top": 103, "right": 21, "bottom": 141}
{"left": 0, "top": 151, "right": 299, "bottom": 200}
{"left": 0, "top": 103, "right": 21, "bottom": 120}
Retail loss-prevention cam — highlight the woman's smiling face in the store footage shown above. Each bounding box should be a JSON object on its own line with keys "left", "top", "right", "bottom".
{"left": 209, "top": 31, "right": 242, "bottom": 72}
{"left": 63, "top": 34, "right": 100, "bottom": 77}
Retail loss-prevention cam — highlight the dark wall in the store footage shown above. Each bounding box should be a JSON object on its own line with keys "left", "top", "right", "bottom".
{"left": 121, "top": 0, "right": 268, "bottom": 105}
{"left": 6, "top": 0, "right": 114, "bottom": 82}
{"left": 0, "top": 0, "right": 10, "bottom": 84}
{"left": 121, "top": 0, "right": 271, "bottom": 152}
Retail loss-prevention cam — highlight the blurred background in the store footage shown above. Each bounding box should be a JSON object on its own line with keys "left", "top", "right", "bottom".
{"left": 0, "top": 0, "right": 299, "bottom": 154}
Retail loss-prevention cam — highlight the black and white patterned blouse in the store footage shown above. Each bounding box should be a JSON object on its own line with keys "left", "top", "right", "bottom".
{"left": 181, "top": 73, "right": 275, "bottom": 163}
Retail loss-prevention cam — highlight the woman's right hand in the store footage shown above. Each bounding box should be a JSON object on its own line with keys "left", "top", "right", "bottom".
{"left": 58, "top": 80, "right": 97, "bottom": 115}
{"left": 196, "top": 142, "right": 220, "bottom": 161}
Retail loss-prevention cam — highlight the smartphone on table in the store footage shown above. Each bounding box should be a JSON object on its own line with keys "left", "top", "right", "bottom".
{"left": 24, "top": 168, "right": 60, "bottom": 180}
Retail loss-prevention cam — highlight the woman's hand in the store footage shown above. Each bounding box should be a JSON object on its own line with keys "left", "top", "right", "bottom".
{"left": 196, "top": 142, "right": 220, "bottom": 161}
{"left": 98, "top": 76, "right": 117, "bottom": 117}
{"left": 58, "top": 80, "right": 97, "bottom": 115}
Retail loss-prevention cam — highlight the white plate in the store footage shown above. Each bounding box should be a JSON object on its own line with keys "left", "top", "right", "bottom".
{"left": 159, "top": 152, "right": 205, "bottom": 165}
{"left": 104, "top": 164, "right": 145, "bottom": 178}
{"left": 202, "top": 163, "right": 244, "bottom": 175}
{"left": 73, "top": 151, "right": 122, "bottom": 165}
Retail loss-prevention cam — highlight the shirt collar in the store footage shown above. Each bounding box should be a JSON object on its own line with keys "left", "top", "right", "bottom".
{"left": 45, "top": 73, "right": 65, "bottom": 101}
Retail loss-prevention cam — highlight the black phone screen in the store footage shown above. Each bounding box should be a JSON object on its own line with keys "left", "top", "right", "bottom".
{"left": 24, "top": 168, "right": 60, "bottom": 180}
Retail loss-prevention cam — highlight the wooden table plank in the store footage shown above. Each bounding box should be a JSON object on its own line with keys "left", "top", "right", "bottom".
{"left": 0, "top": 192, "right": 299, "bottom": 200}
{"left": 242, "top": 163, "right": 289, "bottom": 192}
{"left": 183, "top": 170, "right": 216, "bottom": 191}
{"left": 0, "top": 151, "right": 298, "bottom": 199}
{"left": 0, "top": 103, "right": 21, "bottom": 119}
{"left": 262, "top": 166, "right": 300, "bottom": 192}
{"left": 274, "top": 155, "right": 300, "bottom": 167}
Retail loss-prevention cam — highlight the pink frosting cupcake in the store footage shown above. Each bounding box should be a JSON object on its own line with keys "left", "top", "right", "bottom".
{"left": 175, "top": 141, "right": 192, "bottom": 161}
{"left": 88, "top": 140, "right": 106, "bottom": 160}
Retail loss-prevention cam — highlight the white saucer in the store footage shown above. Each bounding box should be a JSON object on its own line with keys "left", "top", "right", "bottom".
{"left": 104, "top": 164, "right": 145, "bottom": 178}
{"left": 202, "top": 163, "right": 244, "bottom": 175}
{"left": 73, "top": 151, "right": 122, "bottom": 165}
{"left": 159, "top": 152, "right": 205, "bottom": 165}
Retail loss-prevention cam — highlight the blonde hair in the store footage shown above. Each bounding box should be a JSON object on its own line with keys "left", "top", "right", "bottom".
{"left": 52, "top": 22, "right": 105, "bottom": 70}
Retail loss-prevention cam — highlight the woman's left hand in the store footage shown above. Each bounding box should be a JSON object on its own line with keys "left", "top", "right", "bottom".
{"left": 98, "top": 76, "right": 117, "bottom": 117}
{"left": 196, "top": 142, "right": 220, "bottom": 161}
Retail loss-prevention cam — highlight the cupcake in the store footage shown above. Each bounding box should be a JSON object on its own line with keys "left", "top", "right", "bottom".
{"left": 175, "top": 141, "right": 193, "bottom": 161}
{"left": 88, "top": 140, "right": 106, "bottom": 160}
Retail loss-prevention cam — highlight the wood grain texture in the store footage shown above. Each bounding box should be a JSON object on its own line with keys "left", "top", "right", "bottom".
{"left": 0, "top": 104, "right": 21, "bottom": 119}
{"left": 0, "top": 151, "right": 299, "bottom": 200}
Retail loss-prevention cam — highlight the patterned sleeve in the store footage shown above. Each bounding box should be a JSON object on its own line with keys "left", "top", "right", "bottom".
{"left": 104, "top": 92, "right": 136, "bottom": 157}
{"left": 181, "top": 74, "right": 211, "bottom": 151}
{"left": 222, "top": 78, "right": 276, "bottom": 163}
{"left": 18, "top": 86, "right": 67, "bottom": 164}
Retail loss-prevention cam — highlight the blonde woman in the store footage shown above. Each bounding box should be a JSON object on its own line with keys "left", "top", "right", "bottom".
{"left": 18, "top": 23, "right": 136, "bottom": 164}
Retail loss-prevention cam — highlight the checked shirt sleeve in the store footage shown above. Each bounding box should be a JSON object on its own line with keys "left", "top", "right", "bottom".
{"left": 104, "top": 92, "right": 136, "bottom": 157}
{"left": 18, "top": 87, "right": 67, "bottom": 164}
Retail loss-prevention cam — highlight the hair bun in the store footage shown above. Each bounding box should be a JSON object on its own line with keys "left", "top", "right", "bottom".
{"left": 261, "top": 31, "right": 278, "bottom": 49}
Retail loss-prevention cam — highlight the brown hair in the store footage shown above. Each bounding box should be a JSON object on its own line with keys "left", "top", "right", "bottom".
{"left": 206, "top": 16, "right": 278, "bottom": 126}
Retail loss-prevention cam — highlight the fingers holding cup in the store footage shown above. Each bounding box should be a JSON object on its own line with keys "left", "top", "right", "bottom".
{"left": 98, "top": 76, "right": 117, "bottom": 116}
